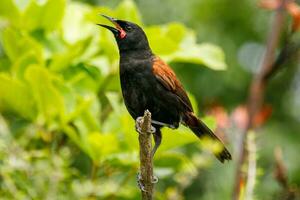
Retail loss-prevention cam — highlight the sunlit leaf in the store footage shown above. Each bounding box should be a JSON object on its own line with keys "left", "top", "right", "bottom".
{"left": 166, "top": 23, "right": 187, "bottom": 44}
{"left": 1, "top": 27, "right": 43, "bottom": 62}
{"left": 196, "top": 43, "right": 227, "bottom": 70}
{"left": 170, "top": 42, "right": 227, "bottom": 70}
{"left": 41, "top": 0, "right": 66, "bottom": 31}
{"left": 106, "top": 92, "right": 122, "bottom": 114}
{"left": 62, "top": 2, "right": 96, "bottom": 44}
{"left": 0, "top": 0, "right": 20, "bottom": 25}
{"left": 12, "top": 51, "right": 42, "bottom": 79}
{"left": 187, "top": 92, "right": 198, "bottom": 115}
{"left": 22, "top": 0, "right": 66, "bottom": 31}
{"left": 146, "top": 26, "right": 179, "bottom": 55}
{"left": 201, "top": 115, "right": 217, "bottom": 131}
{"left": 25, "top": 65, "right": 64, "bottom": 124}
{"left": 115, "top": 0, "right": 142, "bottom": 24}
{"left": 79, "top": 96, "right": 101, "bottom": 132}
{"left": 158, "top": 126, "right": 198, "bottom": 152}
{"left": 49, "top": 38, "right": 93, "bottom": 72}
{"left": 146, "top": 23, "right": 227, "bottom": 70}
{"left": 87, "top": 132, "right": 119, "bottom": 161}
{"left": 0, "top": 73, "right": 36, "bottom": 119}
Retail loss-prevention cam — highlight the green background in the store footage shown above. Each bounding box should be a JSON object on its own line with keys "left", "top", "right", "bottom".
{"left": 0, "top": 0, "right": 299, "bottom": 199}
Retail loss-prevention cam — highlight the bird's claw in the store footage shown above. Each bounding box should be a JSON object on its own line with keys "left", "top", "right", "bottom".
{"left": 135, "top": 117, "right": 156, "bottom": 134}
{"left": 150, "top": 126, "right": 156, "bottom": 134}
{"left": 137, "top": 172, "right": 147, "bottom": 192}
{"left": 152, "top": 175, "right": 158, "bottom": 183}
{"left": 135, "top": 117, "right": 143, "bottom": 133}
{"left": 136, "top": 116, "right": 144, "bottom": 124}
{"left": 137, "top": 173, "right": 158, "bottom": 191}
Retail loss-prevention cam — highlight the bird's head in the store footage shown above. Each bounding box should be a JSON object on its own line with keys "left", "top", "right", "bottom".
{"left": 98, "top": 15, "right": 150, "bottom": 52}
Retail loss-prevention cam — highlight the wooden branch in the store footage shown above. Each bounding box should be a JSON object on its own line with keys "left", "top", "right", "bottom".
{"left": 233, "top": 1, "right": 293, "bottom": 199}
{"left": 136, "top": 110, "right": 154, "bottom": 200}
{"left": 245, "top": 132, "right": 257, "bottom": 200}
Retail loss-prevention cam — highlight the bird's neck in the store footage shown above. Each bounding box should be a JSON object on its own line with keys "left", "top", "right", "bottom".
{"left": 119, "top": 48, "right": 153, "bottom": 60}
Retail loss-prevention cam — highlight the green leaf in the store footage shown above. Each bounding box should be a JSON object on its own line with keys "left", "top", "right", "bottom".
{"left": 115, "top": 0, "right": 142, "bottom": 24}
{"left": 146, "top": 26, "right": 179, "bottom": 55}
{"left": 165, "top": 23, "right": 187, "bottom": 44}
{"left": 197, "top": 43, "right": 227, "bottom": 70}
{"left": 79, "top": 96, "right": 101, "bottom": 132}
{"left": 146, "top": 23, "right": 188, "bottom": 56}
{"left": 25, "top": 65, "right": 64, "bottom": 124}
{"left": 0, "top": 0, "right": 20, "bottom": 25}
{"left": 49, "top": 38, "right": 93, "bottom": 72}
{"left": 0, "top": 73, "right": 36, "bottom": 119}
{"left": 22, "top": 1, "right": 43, "bottom": 30}
{"left": 52, "top": 77, "right": 77, "bottom": 121}
{"left": 12, "top": 52, "right": 42, "bottom": 80}
{"left": 0, "top": 57, "right": 11, "bottom": 72}
{"left": 62, "top": 2, "right": 96, "bottom": 44}
{"left": 1, "top": 27, "right": 43, "bottom": 62}
{"left": 13, "top": 0, "right": 30, "bottom": 11}
{"left": 41, "top": 0, "right": 66, "bottom": 31}
{"left": 158, "top": 126, "right": 198, "bottom": 152}
{"left": 22, "top": 0, "right": 66, "bottom": 31}
{"left": 201, "top": 115, "right": 217, "bottom": 131}
{"left": 187, "top": 92, "right": 198, "bottom": 115}
{"left": 157, "top": 114, "right": 216, "bottom": 154}
{"left": 87, "top": 132, "right": 119, "bottom": 161}
{"left": 106, "top": 92, "right": 122, "bottom": 115}
{"left": 155, "top": 152, "right": 196, "bottom": 174}
{"left": 146, "top": 22, "right": 227, "bottom": 70}
{"left": 171, "top": 41, "right": 227, "bottom": 70}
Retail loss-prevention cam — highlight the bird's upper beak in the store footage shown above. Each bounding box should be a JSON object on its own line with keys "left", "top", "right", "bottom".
{"left": 97, "top": 15, "right": 122, "bottom": 35}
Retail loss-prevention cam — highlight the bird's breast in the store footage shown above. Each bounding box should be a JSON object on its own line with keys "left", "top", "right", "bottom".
{"left": 119, "top": 59, "right": 157, "bottom": 118}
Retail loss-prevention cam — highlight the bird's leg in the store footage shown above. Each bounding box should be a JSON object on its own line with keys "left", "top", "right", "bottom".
{"left": 150, "top": 130, "right": 162, "bottom": 184}
{"left": 152, "top": 176, "right": 158, "bottom": 183}
{"left": 151, "top": 131, "right": 162, "bottom": 158}
{"left": 151, "top": 120, "right": 177, "bottom": 129}
{"left": 136, "top": 117, "right": 156, "bottom": 133}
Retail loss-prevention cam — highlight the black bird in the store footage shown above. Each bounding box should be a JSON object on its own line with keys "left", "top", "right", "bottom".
{"left": 98, "top": 15, "right": 231, "bottom": 163}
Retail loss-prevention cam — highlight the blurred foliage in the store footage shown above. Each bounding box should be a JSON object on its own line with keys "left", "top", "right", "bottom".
{"left": 1, "top": 0, "right": 300, "bottom": 199}
{"left": 0, "top": 0, "right": 229, "bottom": 199}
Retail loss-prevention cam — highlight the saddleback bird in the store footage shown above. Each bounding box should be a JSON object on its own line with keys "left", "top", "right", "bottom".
{"left": 98, "top": 15, "right": 231, "bottom": 163}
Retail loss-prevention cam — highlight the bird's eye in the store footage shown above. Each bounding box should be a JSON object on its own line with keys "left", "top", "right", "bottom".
{"left": 125, "top": 25, "right": 132, "bottom": 31}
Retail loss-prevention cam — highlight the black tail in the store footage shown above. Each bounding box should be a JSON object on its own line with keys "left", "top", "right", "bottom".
{"left": 183, "top": 112, "right": 232, "bottom": 163}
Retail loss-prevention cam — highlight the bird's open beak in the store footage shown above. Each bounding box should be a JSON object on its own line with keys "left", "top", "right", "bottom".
{"left": 97, "top": 14, "right": 122, "bottom": 35}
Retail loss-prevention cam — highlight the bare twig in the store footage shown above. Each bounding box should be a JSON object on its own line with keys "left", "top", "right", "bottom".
{"left": 136, "top": 110, "right": 154, "bottom": 200}
{"left": 274, "top": 147, "right": 288, "bottom": 188}
{"left": 274, "top": 147, "right": 300, "bottom": 200}
{"left": 233, "top": 1, "right": 293, "bottom": 199}
{"left": 245, "top": 132, "right": 257, "bottom": 200}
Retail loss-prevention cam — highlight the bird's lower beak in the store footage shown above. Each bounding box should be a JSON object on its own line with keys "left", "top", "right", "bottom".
{"left": 97, "top": 14, "right": 122, "bottom": 34}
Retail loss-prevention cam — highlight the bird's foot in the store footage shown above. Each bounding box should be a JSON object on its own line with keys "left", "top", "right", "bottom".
{"left": 135, "top": 117, "right": 143, "bottom": 133}
{"left": 151, "top": 120, "right": 177, "bottom": 129}
{"left": 152, "top": 175, "right": 158, "bottom": 183}
{"left": 136, "top": 172, "right": 159, "bottom": 191}
{"left": 137, "top": 172, "right": 147, "bottom": 192}
{"left": 150, "top": 126, "right": 156, "bottom": 134}
{"left": 135, "top": 117, "right": 156, "bottom": 134}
